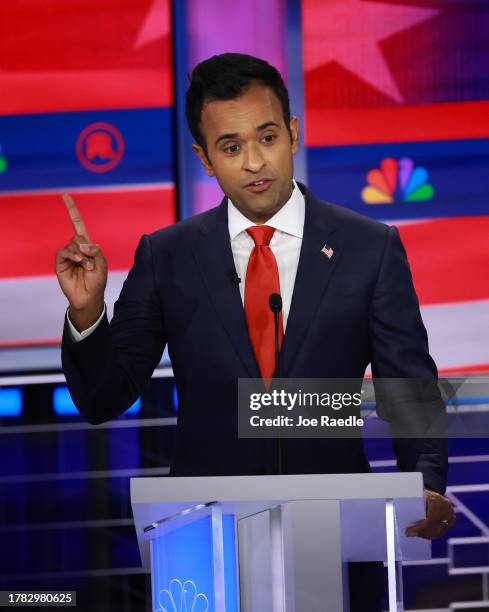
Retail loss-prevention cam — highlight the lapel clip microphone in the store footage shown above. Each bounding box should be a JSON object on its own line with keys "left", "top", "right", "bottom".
{"left": 227, "top": 269, "right": 241, "bottom": 285}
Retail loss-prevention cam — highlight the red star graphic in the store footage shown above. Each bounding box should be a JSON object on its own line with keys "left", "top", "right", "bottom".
{"left": 134, "top": 0, "right": 170, "bottom": 48}
{"left": 303, "top": 0, "right": 439, "bottom": 102}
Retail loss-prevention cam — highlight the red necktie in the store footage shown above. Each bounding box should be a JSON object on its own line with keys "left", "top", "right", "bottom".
{"left": 244, "top": 225, "right": 284, "bottom": 382}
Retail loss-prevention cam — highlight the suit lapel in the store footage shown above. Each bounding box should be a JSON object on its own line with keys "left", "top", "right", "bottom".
{"left": 191, "top": 199, "right": 260, "bottom": 377}
{"left": 280, "top": 188, "right": 341, "bottom": 375}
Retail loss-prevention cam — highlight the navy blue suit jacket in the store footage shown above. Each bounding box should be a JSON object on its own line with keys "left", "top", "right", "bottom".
{"left": 62, "top": 183, "right": 447, "bottom": 493}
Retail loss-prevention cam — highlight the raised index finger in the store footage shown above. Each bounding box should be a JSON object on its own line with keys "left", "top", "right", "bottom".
{"left": 62, "top": 193, "right": 90, "bottom": 241}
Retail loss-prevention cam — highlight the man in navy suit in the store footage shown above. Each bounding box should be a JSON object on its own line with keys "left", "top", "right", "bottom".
{"left": 57, "top": 53, "right": 455, "bottom": 610}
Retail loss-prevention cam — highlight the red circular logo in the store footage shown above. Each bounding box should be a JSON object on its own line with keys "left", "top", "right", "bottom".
{"left": 76, "top": 122, "right": 125, "bottom": 173}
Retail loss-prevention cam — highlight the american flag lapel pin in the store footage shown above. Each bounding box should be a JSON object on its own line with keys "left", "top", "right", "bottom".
{"left": 321, "top": 244, "right": 334, "bottom": 259}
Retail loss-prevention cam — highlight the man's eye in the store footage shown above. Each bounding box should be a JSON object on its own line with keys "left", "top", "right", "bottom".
{"left": 224, "top": 144, "right": 240, "bottom": 154}
{"left": 262, "top": 134, "right": 276, "bottom": 143}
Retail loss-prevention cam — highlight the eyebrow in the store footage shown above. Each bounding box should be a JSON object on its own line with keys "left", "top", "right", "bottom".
{"left": 214, "top": 121, "right": 280, "bottom": 146}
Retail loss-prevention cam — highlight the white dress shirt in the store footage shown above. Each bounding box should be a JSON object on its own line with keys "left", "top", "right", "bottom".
{"left": 228, "top": 180, "right": 305, "bottom": 331}
{"left": 67, "top": 304, "right": 107, "bottom": 341}
{"left": 68, "top": 180, "right": 305, "bottom": 340}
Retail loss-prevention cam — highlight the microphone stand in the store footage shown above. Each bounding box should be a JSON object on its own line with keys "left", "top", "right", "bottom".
{"left": 273, "top": 308, "right": 281, "bottom": 379}
{"left": 269, "top": 293, "right": 283, "bottom": 475}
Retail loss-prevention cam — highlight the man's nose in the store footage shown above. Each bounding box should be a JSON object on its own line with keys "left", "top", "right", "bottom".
{"left": 243, "top": 143, "right": 265, "bottom": 173}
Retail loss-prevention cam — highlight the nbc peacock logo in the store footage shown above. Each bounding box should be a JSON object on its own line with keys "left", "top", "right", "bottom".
{"left": 157, "top": 579, "right": 209, "bottom": 612}
{"left": 361, "top": 157, "right": 434, "bottom": 205}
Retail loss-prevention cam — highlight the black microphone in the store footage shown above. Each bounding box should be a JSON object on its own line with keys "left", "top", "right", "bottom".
{"left": 268, "top": 293, "right": 282, "bottom": 379}
{"left": 227, "top": 269, "right": 241, "bottom": 285}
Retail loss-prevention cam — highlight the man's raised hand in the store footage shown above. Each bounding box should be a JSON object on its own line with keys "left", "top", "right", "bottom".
{"left": 55, "top": 194, "right": 107, "bottom": 331}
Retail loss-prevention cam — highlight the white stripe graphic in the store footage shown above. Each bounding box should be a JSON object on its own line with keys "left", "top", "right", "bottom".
{"left": 0, "top": 272, "right": 126, "bottom": 346}
{"left": 1, "top": 278, "right": 488, "bottom": 373}
{"left": 421, "top": 299, "right": 489, "bottom": 370}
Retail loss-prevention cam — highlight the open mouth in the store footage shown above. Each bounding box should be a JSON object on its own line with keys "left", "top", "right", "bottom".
{"left": 245, "top": 179, "right": 274, "bottom": 193}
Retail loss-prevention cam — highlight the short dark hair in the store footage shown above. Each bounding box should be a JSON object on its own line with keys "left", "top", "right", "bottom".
{"left": 185, "top": 53, "right": 291, "bottom": 152}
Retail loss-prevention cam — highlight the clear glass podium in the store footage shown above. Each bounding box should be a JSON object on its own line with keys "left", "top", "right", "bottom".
{"left": 131, "top": 472, "right": 430, "bottom": 612}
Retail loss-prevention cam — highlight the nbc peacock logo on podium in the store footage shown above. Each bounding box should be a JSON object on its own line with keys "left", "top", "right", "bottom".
{"left": 156, "top": 579, "right": 209, "bottom": 612}
{"left": 361, "top": 157, "right": 434, "bottom": 205}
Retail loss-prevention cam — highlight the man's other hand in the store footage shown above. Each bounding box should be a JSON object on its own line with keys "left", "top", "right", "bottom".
{"left": 405, "top": 489, "right": 457, "bottom": 539}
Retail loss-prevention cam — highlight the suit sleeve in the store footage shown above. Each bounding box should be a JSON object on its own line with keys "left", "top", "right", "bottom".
{"left": 62, "top": 234, "right": 167, "bottom": 424}
{"left": 369, "top": 225, "right": 448, "bottom": 495}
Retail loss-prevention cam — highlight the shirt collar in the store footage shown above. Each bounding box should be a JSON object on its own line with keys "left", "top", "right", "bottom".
{"left": 228, "top": 179, "right": 305, "bottom": 241}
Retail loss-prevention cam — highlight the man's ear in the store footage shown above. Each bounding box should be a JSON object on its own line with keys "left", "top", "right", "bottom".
{"left": 289, "top": 116, "right": 299, "bottom": 154}
{"left": 192, "top": 144, "right": 215, "bottom": 177}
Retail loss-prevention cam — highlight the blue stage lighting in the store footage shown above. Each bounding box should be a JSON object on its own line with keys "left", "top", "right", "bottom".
{"left": 172, "top": 384, "right": 178, "bottom": 413}
{"left": 53, "top": 386, "right": 77, "bottom": 415}
{"left": 126, "top": 397, "right": 141, "bottom": 415}
{"left": 0, "top": 387, "right": 22, "bottom": 417}
{"left": 54, "top": 386, "right": 141, "bottom": 416}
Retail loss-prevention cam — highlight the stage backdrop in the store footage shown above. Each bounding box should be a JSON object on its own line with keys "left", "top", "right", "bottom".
{"left": 302, "top": 0, "right": 489, "bottom": 375}
{"left": 0, "top": 0, "right": 176, "bottom": 347}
